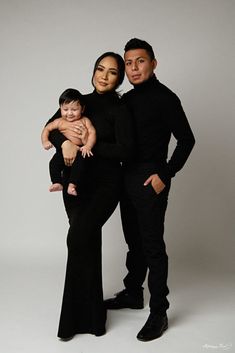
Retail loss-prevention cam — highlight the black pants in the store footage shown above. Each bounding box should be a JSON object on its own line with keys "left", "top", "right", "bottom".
{"left": 120, "top": 162, "right": 170, "bottom": 315}
{"left": 57, "top": 161, "right": 121, "bottom": 338}
{"left": 49, "top": 150, "right": 85, "bottom": 186}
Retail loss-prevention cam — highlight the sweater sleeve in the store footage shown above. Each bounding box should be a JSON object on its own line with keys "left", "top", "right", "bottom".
{"left": 157, "top": 95, "right": 195, "bottom": 184}
{"left": 93, "top": 102, "right": 134, "bottom": 162}
{"left": 46, "top": 109, "right": 67, "bottom": 149}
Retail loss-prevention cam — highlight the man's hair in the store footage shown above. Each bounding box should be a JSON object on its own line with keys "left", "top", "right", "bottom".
{"left": 59, "top": 88, "right": 85, "bottom": 107}
{"left": 124, "top": 38, "right": 155, "bottom": 60}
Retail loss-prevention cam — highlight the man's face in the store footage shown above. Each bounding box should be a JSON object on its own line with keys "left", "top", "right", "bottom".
{"left": 124, "top": 48, "right": 157, "bottom": 85}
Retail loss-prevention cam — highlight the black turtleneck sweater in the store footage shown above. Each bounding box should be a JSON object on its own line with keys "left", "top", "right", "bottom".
{"left": 122, "top": 75, "right": 195, "bottom": 183}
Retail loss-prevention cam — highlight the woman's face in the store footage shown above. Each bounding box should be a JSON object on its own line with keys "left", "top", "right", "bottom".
{"left": 93, "top": 56, "right": 119, "bottom": 94}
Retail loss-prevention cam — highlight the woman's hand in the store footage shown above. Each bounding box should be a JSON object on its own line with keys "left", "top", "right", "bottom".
{"left": 61, "top": 140, "right": 79, "bottom": 166}
{"left": 60, "top": 120, "right": 88, "bottom": 141}
{"left": 76, "top": 122, "right": 88, "bottom": 143}
{"left": 144, "top": 174, "right": 166, "bottom": 194}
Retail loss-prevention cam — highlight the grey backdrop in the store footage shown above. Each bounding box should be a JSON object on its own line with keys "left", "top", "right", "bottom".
{"left": 0, "top": 0, "right": 234, "bottom": 350}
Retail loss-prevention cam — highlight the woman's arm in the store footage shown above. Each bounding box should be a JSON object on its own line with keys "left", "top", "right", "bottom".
{"left": 94, "top": 102, "right": 134, "bottom": 162}
{"left": 46, "top": 109, "right": 67, "bottom": 149}
{"left": 45, "top": 109, "right": 80, "bottom": 166}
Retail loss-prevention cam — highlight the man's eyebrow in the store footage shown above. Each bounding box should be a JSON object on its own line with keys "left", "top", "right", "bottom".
{"left": 125, "top": 56, "right": 145, "bottom": 61}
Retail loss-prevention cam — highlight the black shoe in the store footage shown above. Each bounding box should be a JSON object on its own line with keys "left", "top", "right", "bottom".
{"left": 59, "top": 335, "right": 74, "bottom": 342}
{"left": 137, "top": 313, "right": 168, "bottom": 342}
{"left": 94, "top": 328, "right": 106, "bottom": 336}
{"left": 104, "top": 289, "right": 144, "bottom": 310}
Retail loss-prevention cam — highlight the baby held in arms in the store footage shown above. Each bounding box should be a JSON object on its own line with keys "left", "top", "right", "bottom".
{"left": 41, "top": 88, "right": 96, "bottom": 196}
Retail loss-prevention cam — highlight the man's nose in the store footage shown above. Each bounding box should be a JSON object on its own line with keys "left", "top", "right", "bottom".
{"left": 131, "top": 62, "right": 138, "bottom": 70}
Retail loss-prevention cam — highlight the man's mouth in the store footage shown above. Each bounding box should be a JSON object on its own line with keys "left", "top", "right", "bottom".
{"left": 131, "top": 74, "right": 141, "bottom": 80}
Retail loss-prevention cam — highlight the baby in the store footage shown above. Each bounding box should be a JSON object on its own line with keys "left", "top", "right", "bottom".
{"left": 41, "top": 88, "right": 96, "bottom": 196}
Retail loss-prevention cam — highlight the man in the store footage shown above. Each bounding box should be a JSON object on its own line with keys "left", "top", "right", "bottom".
{"left": 105, "top": 38, "right": 195, "bottom": 341}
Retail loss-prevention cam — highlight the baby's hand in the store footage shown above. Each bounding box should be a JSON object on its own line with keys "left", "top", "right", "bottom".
{"left": 80, "top": 145, "right": 93, "bottom": 158}
{"left": 43, "top": 141, "right": 53, "bottom": 150}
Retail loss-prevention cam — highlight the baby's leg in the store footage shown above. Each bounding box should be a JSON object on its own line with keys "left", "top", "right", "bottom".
{"left": 67, "top": 183, "right": 77, "bottom": 196}
{"left": 49, "top": 183, "right": 63, "bottom": 192}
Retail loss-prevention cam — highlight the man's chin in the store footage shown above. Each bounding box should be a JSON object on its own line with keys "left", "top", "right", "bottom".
{"left": 130, "top": 79, "right": 144, "bottom": 85}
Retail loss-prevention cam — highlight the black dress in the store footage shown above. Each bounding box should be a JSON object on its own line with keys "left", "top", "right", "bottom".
{"left": 48, "top": 90, "right": 133, "bottom": 338}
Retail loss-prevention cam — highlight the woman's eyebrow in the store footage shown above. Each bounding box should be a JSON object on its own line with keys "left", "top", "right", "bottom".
{"left": 98, "top": 64, "right": 118, "bottom": 71}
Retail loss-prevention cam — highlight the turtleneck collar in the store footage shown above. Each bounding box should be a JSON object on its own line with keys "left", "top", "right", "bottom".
{"left": 91, "top": 89, "right": 120, "bottom": 101}
{"left": 133, "top": 74, "right": 159, "bottom": 90}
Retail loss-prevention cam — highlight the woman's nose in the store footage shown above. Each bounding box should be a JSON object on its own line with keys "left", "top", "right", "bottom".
{"left": 102, "top": 71, "right": 108, "bottom": 80}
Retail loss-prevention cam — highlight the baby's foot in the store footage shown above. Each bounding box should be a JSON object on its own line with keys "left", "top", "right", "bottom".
{"left": 67, "top": 183, "right": 77, "bottom": 196}
{"left": 49, "top": 183, "right": 63, "bottom": 192}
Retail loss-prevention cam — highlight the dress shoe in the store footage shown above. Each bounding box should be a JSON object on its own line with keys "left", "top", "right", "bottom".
{"left": 59, "top": 335, "right": 74, "bottom": 341}
{"left": 94, "top": 328, "right": 106, "bottom": 336}
{"left": 104, "top": 289, "right": 144, "bottom": 310}
{"left": 137, "top": 313, "right": 168, "bottom": 341}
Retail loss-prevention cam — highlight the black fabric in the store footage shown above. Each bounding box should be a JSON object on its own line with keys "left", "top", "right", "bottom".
{"left": 120, "top": 75, "right": 195, "bottom": 314}
{"left": 122, "top": 74, "right": 195, "bottom": 184}
{"left": 49, "top": 150, "right": 85, "bottom": 185}
{"left": 47, "top": 90, "right": 134, "bottom": 338}
{"left": 120, "top": 162, "right": 170, "bottom": 314}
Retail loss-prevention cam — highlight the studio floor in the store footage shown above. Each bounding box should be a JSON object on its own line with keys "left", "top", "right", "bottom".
{"left": 1, "top": 257, "right": 234, "bottom": 353}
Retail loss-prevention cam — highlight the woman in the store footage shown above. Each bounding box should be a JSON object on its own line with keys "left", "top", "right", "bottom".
{"left": 47, "top": 52, "right": 133, "bottom": 339}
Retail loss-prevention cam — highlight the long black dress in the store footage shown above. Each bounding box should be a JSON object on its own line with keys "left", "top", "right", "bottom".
{"left": 48, "top": 90, "right": 133, "bottom": 338}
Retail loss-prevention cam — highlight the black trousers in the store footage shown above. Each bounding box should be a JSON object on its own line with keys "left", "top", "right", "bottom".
{"left": 120, "top": 162, "right": 170, "bottom": 315}
{"left": 49, "top": 150, "right": 85, "bottom": 186}
{"left": 57, "top": 161, "right": 121, "bottom": 338}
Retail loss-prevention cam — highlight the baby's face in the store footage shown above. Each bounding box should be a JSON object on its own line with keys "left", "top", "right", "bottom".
{"left": 60, "top": 101, "right": 83, "bottom": 122}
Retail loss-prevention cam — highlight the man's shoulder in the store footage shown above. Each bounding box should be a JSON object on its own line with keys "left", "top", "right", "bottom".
{"left": 157, "top": 81, "right": 180, "bottom": 101}
{"left": 122, "top": 81, "right": 180, "bottom": 104}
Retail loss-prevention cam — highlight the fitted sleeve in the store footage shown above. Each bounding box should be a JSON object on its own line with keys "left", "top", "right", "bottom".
{"left": 46, "top": 109, "right": 67, "bottom": 149}
{"left": 94, "top": 102, "right": 134, "bottom": 162}
{"left": 158, "top": 95, "right": 195, "bottom": 184}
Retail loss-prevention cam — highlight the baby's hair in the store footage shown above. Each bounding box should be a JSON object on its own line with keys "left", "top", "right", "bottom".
{"left": 59, "top": 88, "right": 85, "bottom": 107}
